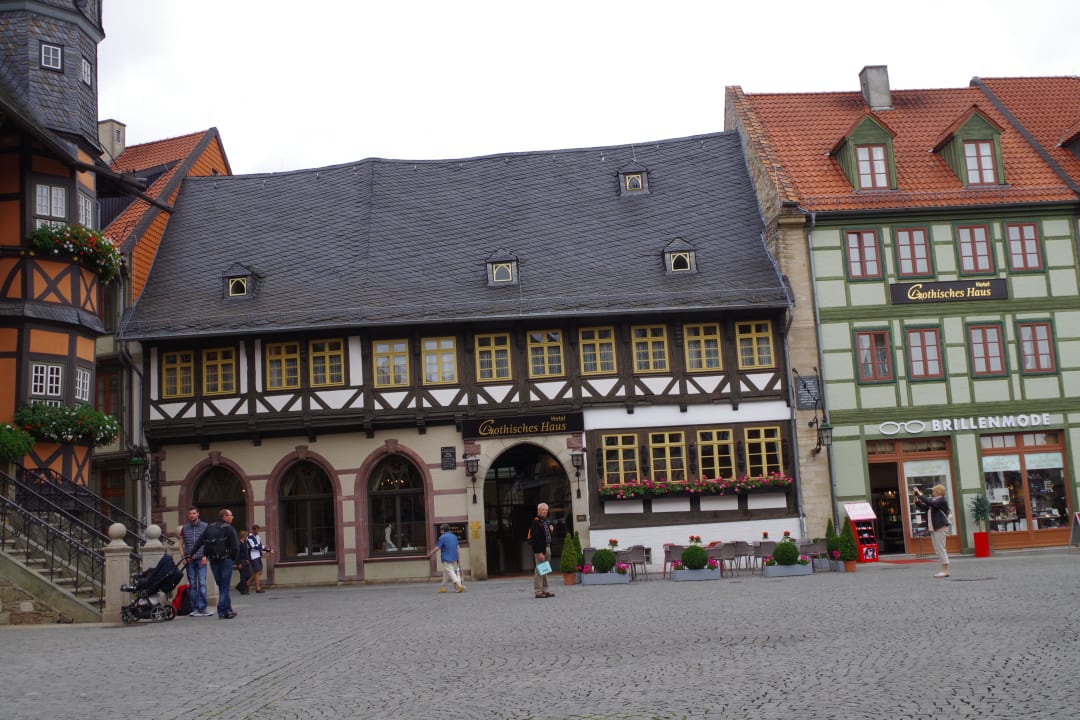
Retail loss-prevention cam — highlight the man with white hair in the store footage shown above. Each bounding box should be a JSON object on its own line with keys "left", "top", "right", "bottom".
{"left": 528, "top": 502, "right": 554, "bottom": 598}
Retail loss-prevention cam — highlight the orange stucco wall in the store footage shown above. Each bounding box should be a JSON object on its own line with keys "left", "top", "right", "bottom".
{"left": 0, "top": 358, "right": 15, "bottom": 423}
{"left": 0, "top": 200, "right": 20, "bottom": 246}
{"left": 76, "top": 335, "right": 94, "bottom": 362}
{"left": 31, "top": 155, "right": 69, "bottom": 177}
{"left": 0, "top": 153, "right": 18, "bottom": 193}
{"left": 0, "top": 258, "right": 22, "bottom": 298}
{"left": 28, "top": 328, "right": 68, "bottom": 356}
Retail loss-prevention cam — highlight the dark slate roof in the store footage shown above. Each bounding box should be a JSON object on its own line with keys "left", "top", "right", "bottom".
{"left": 121, "top": 132, "right": 789, "bottom": 340}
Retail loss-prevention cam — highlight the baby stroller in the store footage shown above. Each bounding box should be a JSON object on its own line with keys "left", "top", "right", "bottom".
{"left": 120, "top": 554, "right": 186, "bottom": 624}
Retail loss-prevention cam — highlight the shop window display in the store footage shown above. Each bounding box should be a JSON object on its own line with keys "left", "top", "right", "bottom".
{"left": 981, "top": 433, "right": 1068, "bottom": 533}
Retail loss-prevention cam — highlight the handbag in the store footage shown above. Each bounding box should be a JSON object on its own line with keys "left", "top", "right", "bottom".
{"left": 535, "top": 561, "right": 552, "bottom": 575}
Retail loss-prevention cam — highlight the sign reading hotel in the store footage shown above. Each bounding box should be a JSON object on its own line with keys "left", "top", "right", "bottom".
{"left": 890, "top": 278, "right": 1008, "bottom": 305}
{"left": 462, "top": 412, "right": 583, "bottom": 440}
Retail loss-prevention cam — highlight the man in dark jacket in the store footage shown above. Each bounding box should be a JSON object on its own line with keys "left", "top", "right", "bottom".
{"left": 529, "top": 502, "right": 554, "bottom": 599}
{"left": 185, "top": 508, "right": 241, "bottom": 618}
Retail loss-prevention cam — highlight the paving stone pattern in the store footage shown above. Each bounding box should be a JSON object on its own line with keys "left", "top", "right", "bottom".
{"left": 0, "top": 550, "right": 1077, "bottom": 720}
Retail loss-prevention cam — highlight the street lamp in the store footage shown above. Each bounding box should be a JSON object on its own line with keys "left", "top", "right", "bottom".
{"left": 465, "top": 455, "right": 480, "bottom": 504}
{"left": 570, "top": 450, "right": 585, "bottom": 499}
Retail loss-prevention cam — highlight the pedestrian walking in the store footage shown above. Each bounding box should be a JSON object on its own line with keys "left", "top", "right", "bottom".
{"left": 235, "top": 529, "right": 252, "bottom": 595}
{"left": 427, "top": 524, "right": 464, "bottom": 593}
{"left": 247, "top": 524, "right": 272, "bottom": 593}
{"left": 913, "top": 485, "right": 951, "bottom": 577}
{"left": 185, "top": 508, "right": 241, "bottom": 618}
{"left": 178, "top": 506, "right": 212, "bottom": 617}
{"left": 528, "top": 502, "right": 554, "bottom": 599}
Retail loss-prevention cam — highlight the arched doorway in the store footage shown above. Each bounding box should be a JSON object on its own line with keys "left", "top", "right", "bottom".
{"left": 484, "top": 444, "right": 572, "bottom": 576}
{"left": 193, "top": 466, "right": 247, "bottom": 533}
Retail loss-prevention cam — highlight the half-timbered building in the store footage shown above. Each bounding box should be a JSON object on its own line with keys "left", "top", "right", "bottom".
{"left": 120, "top": 132, "right": 810, "bottom": 584}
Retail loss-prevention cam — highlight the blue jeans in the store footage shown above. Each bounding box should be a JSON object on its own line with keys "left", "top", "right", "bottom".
{"left": 210, "top": 558, "right": 235, "bottom": 616}
{"left": 185, "top": 559, "right": 208, "bottom": 613}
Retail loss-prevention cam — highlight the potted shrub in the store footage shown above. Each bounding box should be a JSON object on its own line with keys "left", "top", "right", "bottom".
{"left": 763, "top": 537, "right": 812, "bottom": 577}
{"left": 838, "top": 520, "right": 858, "bottom": 572}
{"left": 581, "top": 547, "right": 629, "bottom": 585}
{"left": 970, "top": 493, "right": 992, "bottom": 558}
{"left": 0, "top": 423, "right": 34, "bottom": 465}
{"left": 559, "top": 531, "right": 580, "bottom": 584}
{"left": 671, "top": 536, "right": 721, "bottom": 581}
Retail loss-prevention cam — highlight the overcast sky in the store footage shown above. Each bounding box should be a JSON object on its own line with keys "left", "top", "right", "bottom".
{"left": 97, "top": 1, "right": 1080, "bottom": 175}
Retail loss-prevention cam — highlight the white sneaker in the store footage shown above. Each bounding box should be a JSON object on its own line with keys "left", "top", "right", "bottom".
{"left": 933, "top": 572, "right": 950, "bottom": 578}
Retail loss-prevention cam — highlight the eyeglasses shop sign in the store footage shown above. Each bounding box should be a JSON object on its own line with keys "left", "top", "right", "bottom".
{"left": 879, "top": 413, "right": 1052, "bottom": 436}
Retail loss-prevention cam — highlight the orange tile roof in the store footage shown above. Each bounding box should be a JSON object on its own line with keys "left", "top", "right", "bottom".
{"left": 104, "top": 129, "right": 218, "bottom": 246}
{"left": 109, "top": 130, "right": 207, "bottom": 174}
{"left": 976, "top": 76, "right": 1080, "bottom": 190}
{"left": 728, "top": 81, "right": 1077, "bottom": 212}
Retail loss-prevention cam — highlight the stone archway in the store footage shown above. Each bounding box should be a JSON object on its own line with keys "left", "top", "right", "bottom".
{"left": 483, "top": 443, "right": 572, "bottom": 576}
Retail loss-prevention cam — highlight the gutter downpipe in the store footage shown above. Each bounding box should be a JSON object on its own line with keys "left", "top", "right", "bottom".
{"left": 114, "top": 266, "right": 148, "bottom": 527}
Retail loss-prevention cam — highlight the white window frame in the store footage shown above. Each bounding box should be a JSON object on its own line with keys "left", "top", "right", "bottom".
{"left": 74, "top": 367, "right": 91, "bottom": 403}
{"left": 35, "top": 184, "right": 67, "bottom": 226}
{"left": 80, "top": 57, "right": 92, "bottom": 86}
{"left": 78, "top": 193, "right": 94, "bottom": 228}
{"left": 40, "top": 43, "right": 62, "bottom": 70}
{"left": 31, "top": 363, "right": 64, "bottom": 405}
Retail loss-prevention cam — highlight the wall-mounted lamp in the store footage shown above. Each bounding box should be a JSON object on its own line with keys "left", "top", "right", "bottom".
{"left": 809, "top": 417, "right": 833, "bottom": 455}
{"left": 465, "top": 455, "right": 480, "bottom": 504}
{"left": 570, "top": 450, "right": 585, "bottom": 499}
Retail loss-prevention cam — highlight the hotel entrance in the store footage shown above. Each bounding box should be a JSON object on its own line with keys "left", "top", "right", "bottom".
{"left": 483, "top": 443, "right": 573, "bottom": 576}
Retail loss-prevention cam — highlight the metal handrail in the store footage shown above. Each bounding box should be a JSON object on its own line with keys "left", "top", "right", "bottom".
{"left": 13, "top": 465, "right": 146, "bottom": 548}
{"left": 0, "top": 493, "right": 104, "bottom": 607}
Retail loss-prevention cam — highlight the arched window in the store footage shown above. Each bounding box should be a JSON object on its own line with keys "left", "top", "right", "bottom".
{"left": 279, "top": 461, "right": 335, "bottom": 560}
{"left": 193, "top": 466, "right": 246, "bottom": 532}
{"left": 369, "top": 455, "right": 426, "bottom": 555}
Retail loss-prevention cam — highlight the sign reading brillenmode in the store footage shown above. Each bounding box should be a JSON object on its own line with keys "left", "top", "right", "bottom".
{"left": 890, "top": 278, "right": 1008, "bottom": 305}
{"left": 462, "top": 412, "right": 583, "bottom": 439}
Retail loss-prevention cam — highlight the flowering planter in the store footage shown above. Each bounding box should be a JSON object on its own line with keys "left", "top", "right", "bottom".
{"left": 830, "top": 560, "right": 846, "bottom": 572}
{"left": 699, "top": 494, "right": 739, "bottom": 512}
{"left": 603, "top": 499, "right": 644, "bottom": 514}
{"left": 671, "top": 568, "right": 721, "bottom": 582}
{"left": 650, "top": 496, "right": 691, "bottom": 513}
{"left": 581, "top": 572, "right": 631, "bottom": 585}
{"left": 763, "top": 564, "right": 812, "bottom": 578}
{"left": 812, "top": 558, "right": 831, "bottom": 572}
{"left": 563, "top": 572, "right": 577, "bottom": 586}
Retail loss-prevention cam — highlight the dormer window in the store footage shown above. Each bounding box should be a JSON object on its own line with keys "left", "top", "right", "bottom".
{"left": 931, "top": 106, "right": 1005, "bottom": 186}
{"left": 663, "top": 238, "right": 697, "bottom": 274}
{"left": 618, "top": 163, "right": 649, "bottom": 196}
{"left": 227, "top": 277, "right": 249, "bottom": 297}
{"left": 222, "top": 263, "right": 256, "bottom": 299}
{"left": 486, "top": 249, "right": 519, "bottom": 286}
{"left": 963, "top": 141, "right": 996, "bottom": 185}
{"left": 831, "top": 115, "right": 897, "bottom": 191}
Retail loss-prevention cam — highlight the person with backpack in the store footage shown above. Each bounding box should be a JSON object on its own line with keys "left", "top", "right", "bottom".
{"left": 185, "top": 508, "right": 241, "bottom": 618}
{"left": 528, "top": 502, "right": 554, "bottom": 599}
{"left": 913, "top": 485, "right": 951, "bottom": 578}
{"left": 178, "top": 506, "right": 212, "bottom": 617}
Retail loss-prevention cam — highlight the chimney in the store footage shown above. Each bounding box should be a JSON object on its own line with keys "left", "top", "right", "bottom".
{"left": 98, "top": 119, "right": 127, "bottom": 164}
{"left": 859, "top": 66, "right": 892, "bottom": 111}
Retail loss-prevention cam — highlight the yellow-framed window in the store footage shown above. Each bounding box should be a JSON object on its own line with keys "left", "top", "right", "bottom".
{"left": 374, "top": 339, "right": 409, "bottom": 387}
{"left": 310, "top": 339, "right": 344, "bottom": 387}
{"left": 632, "top": 325, "right": 668, "bottom": 372}
{"left": 602, "top": 433, "right": 639, "bottom": 486}
{"left": 475, "top": 333, "right": 511, "bottom": 381}
{"left": 685, "top": 323, "right": 722, "bottom": 371}
{"left": 266, "top": 342, "right": 301, "bottom": 390}
{"left": 697, "top": 428, "right": 736, "bottom": 479}
{"left": 579, "top": 327, "right": 616, "bottom": 375}
{"left": 422, "top": 337, "right": 457, "bottom": 385}
{"left": 736, "top": 320, "right": 775, "bottom": 369}
{"left": 202, "top": 347, "right": 236, "bottom": 396}
{"left": 744, "top": 426, "right": 783, "bottom": 476}
{"left": 162, "top": 351, "right": 194, "bottom": 399}
{"left": 648, "top": 431, "right": 686, "bottom": 482}
{"left": 527, "top": 330, "right": 563, "bottom": 378}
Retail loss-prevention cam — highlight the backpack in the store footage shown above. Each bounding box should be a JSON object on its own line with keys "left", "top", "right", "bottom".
{"left": 172, "top": 585, "right": 192, "bottom": 616}
{"left": 202, "top": 523, "right": 229, "bottom": 560}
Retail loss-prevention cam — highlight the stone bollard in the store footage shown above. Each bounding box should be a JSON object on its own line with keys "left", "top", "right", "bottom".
{"left": 141, "top": 524, "right": 165, "bottom": 571}
{"left": 102, "top": 523, "right": 131, "bottom": 624}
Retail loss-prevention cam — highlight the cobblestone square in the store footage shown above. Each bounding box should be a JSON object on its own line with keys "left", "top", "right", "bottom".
{"left": 1, "top": 550, "right": 1077, "bottom": 720}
